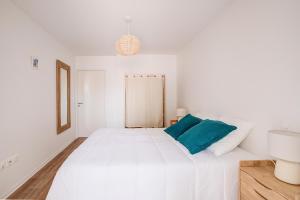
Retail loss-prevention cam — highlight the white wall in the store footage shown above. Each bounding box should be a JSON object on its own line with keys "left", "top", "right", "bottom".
{"left": 0, "top": 0, "right": 76, "bottom": 198}
{"left": 177, "top": 0, "right": 300, "bottom": 156}
{"left": 76, "top": 55, "right": 177, "bottom": 132}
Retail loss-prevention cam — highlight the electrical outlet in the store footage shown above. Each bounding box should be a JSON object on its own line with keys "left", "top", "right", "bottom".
{"left": 0, "top": 160, "right": 7, "bottom": 171}
{"left": 6, "top": 158, "right": 14, "bottom": 166}
{"left": 0, "top": 154, "right": 19, "bottom": 171}
{"left": 6, "top": 154, "right": 19, "bottom": 166}
{"left": 11, "top": 154, "right": 19, "bottom": 163}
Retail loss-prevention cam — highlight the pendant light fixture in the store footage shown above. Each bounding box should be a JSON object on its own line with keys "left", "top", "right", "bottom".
{"left": 115, "top": 16, "right": 141, "bottom": 56}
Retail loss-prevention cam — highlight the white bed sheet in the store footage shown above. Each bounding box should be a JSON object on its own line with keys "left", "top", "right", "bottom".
{"left": 47, "top": 128, "right": 256, "bottom": 200}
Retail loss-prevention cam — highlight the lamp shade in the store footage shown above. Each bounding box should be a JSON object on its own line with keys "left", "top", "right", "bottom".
{"left": 176, "top": 108, "right": 187, "bottom": 117}
{"left": 269, "top": 130, "right": 300, "bottom": 163}
{"left": 115, "top": 34, "right": 140, "bottom": 56}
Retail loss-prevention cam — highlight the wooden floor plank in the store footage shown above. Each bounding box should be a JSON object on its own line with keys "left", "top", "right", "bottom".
{"left": 8, "top": 137, "right": 86, "bottom": 200}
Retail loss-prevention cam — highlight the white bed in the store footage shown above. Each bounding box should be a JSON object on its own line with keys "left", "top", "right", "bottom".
{"left": 47, "top": 128, "right": 256, "bottom": 200}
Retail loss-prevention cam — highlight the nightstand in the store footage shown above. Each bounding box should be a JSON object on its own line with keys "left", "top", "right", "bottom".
{"left": 239, "top": 160, "right": 300, "bottom": 200}
{"left": 170, "top": 119, "right": 178, "bottom": 125}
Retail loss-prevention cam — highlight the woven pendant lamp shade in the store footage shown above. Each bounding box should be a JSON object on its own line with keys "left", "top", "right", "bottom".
{"left": 116, "top": 34, "right": 141, "bottom": 56}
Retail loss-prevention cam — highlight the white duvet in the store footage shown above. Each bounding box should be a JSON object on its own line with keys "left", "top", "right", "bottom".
{"left": 47, "top": 128, "right": 256, "bottom": 200}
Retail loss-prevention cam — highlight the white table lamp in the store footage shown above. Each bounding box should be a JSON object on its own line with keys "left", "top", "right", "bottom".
{"left": 269, "top": 130, "right": 300, "bottom": 185}
{"left": 176, "top": 108, "right": 187, "bottom": 120}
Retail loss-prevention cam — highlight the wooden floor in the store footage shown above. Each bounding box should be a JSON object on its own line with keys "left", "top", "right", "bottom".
{"left": 8, "top": 137, "right": 86, "bottom": 200}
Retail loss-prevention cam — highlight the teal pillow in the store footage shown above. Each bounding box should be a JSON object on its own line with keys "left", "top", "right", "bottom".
{"left": 177, "top": 119, "right": 237, "bottom": 154}
{"left": 164, "top": 114, "right": 202, "bottom": 139}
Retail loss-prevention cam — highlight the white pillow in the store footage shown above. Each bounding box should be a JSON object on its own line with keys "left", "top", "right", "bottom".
{"left": 192, "top": 112, "right": 219, "bottom": 120}
{"left": 208, "top": 116, "right": 253, "bottom": 156}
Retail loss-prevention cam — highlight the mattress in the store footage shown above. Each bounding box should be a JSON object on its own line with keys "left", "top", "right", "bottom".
{"left": 46, "top": 128, "right": 257, "bottom": 200}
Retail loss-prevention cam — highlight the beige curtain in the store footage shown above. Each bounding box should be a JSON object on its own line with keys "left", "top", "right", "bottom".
{"left": 125, "top": 75, "right": 164, "bottom": 128}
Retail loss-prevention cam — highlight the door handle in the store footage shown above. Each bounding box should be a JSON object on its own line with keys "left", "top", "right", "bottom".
{"left": 78, "top": 102, "right": 84, "bottom": 105}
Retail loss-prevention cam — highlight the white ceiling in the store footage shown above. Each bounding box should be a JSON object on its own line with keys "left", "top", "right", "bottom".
{"left": 12, "top": 0, "right": 232, "bottom": 55}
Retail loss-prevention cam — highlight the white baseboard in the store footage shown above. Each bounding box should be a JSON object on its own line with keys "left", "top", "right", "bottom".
{"left": 1, "top": 138, "right": 76, "bottom": 199}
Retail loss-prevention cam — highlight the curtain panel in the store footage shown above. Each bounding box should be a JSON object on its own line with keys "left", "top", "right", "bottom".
{"left": 125, "top": 75, "right": 164, "bottom": 128}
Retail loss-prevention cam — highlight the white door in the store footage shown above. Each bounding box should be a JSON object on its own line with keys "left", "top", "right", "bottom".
{"left": 77, "top": 70, "right": 106, "bottom": 137}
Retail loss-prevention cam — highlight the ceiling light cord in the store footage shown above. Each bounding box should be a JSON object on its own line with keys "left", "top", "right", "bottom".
{"left": 116, "top": 16, "right": 140, "bottom": 56}
{"left": 127, "top": 21, "right": 130, "bottom": 52}
{"left": 126, "top": 17, "right": 131, "bottom": 52}
{"left": 127, "top": 22, "right": 130, "bottom": 36}
{"left": 125, "top": 15, "right": 131, "bottom": 36}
